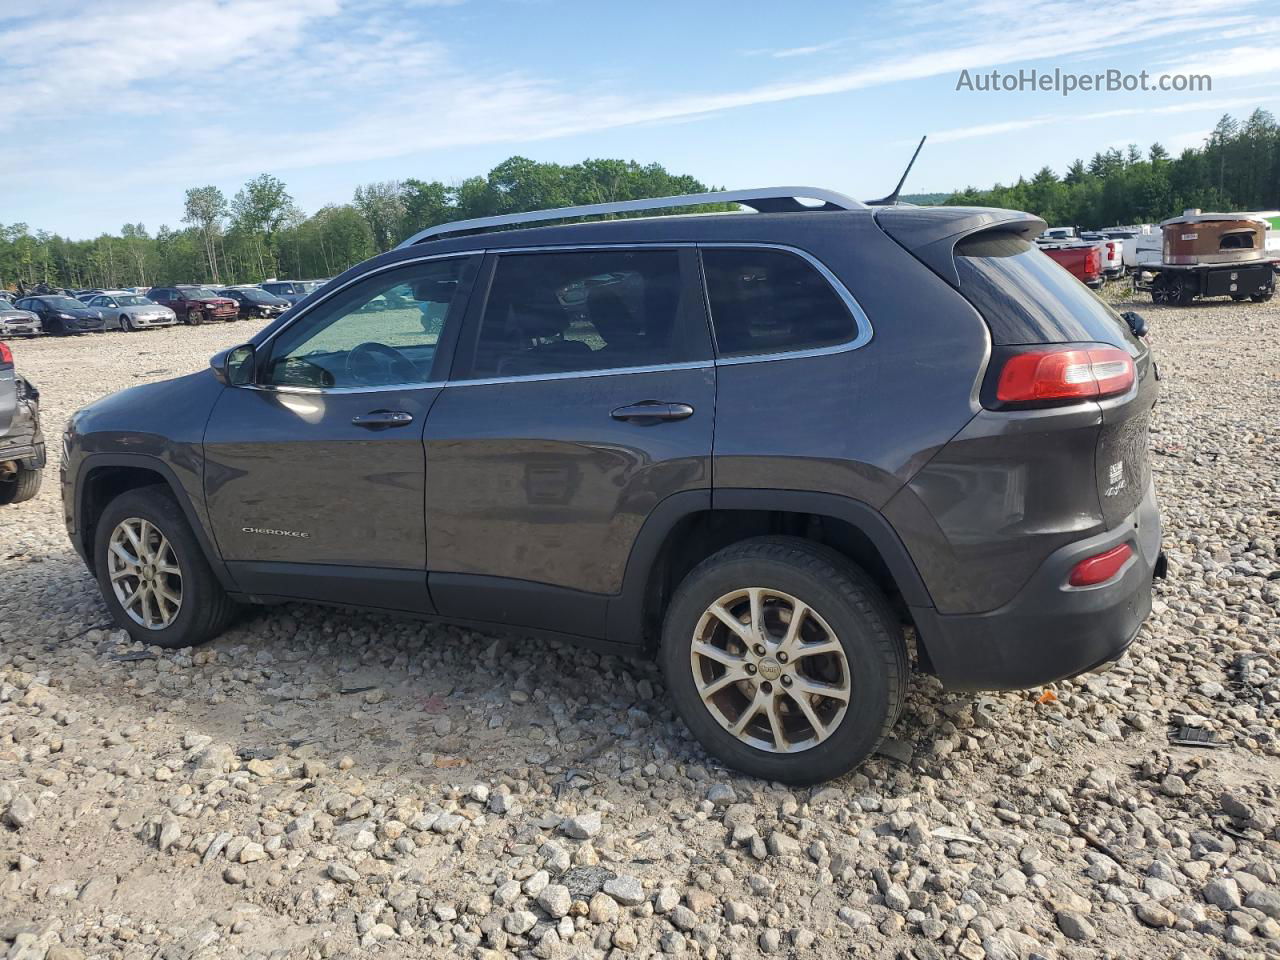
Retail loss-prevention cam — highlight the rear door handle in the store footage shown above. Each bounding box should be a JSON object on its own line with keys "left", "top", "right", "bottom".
{"left": 352, "top": 410, "right": 414, "bottom": 428}
{"left": 610, "top": 401, "right": 694, "bottom": 424}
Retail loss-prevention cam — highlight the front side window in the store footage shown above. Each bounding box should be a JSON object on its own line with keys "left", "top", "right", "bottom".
{"left": 467, "top": 248, "right": 694, "bottom": 378}
{"left": 701, "top": 248, "right": 857, "bottom": 358}
{"left": 263, "top": 257, "right": 474, "bottom": 389}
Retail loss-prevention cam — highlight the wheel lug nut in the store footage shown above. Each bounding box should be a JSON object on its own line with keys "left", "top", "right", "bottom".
{"left": 753, "top": 644, "right": 766, "bottom": 656}
{"left": 781, "top": 675, "right": 792, "bottom": 687}
{"left": 745, "top": 664, "right": 757, "bottom": 675}
{"left": 777, "top": 652, "right": 788, "bottom": 663}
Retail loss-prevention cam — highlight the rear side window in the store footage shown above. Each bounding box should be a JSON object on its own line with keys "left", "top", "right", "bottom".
{"left": 702, "top": 248, "right": 857, "bottom": 357}
{"left": 955, "top": 232, "right": 1137, "bottom": 346}
{"left": 467, "top": 249, "right": 700, "bottom": 378}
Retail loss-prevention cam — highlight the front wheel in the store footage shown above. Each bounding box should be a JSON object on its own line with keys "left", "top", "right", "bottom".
{"left": 121, "top": 314, "right": 135, "bottom": 332}
{"left": 186, "top": 310, "right": 203, "bottom": 326}
{"left": 93, "top": 487, "right": 238, "bottom": 647}
{"left": 660, "top": 537, "right": 907, "bottom": 784}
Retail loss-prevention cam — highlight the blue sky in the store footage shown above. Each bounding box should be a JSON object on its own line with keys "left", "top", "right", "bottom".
{"left": 2, "top": 0, "right": 1278, "bottom": 238}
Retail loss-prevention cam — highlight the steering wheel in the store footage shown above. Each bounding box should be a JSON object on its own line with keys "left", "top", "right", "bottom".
{"left": 344, "top": 341, "right": 419, "bottom": 385}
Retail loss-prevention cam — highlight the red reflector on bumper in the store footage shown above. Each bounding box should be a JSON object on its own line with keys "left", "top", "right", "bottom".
{"left": 1068, "top": 543, "right": 1133, "bottom": 587}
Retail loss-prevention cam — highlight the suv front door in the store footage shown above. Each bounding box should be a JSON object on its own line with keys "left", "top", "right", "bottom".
{"left": 424, "top": 246, "right": 714, "bottom": 639}
{"left": 203, "top": 255, "right": 479, "bottom": 612}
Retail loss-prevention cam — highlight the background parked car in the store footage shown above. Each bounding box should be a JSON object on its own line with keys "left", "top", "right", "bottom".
{"left": 13, "top": 295, "right": 106, "bottom": 334}
{"left": 0, "top": 298, "right": 43, "bottom": 337}
{"left": 259, "top": 280, "right": 319, "bottom": 305}
{"left": 86, "top": 292, "right": 178, "bottom": 332}
{"left": 216, "top": 286, "right": 290, "bottom": 319}
{"left": 146, "top": 286, "right": 239, "bottom": 324}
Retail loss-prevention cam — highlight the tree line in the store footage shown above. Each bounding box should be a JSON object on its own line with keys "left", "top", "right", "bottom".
{"left": 0, "top": 158, "right": 716, "bottom": 292}
{"left": 944, "top": 110, "right": 1280, "bottom": 227}
{"left": 3, "top": 107, "right": 1276, "bottom": 291}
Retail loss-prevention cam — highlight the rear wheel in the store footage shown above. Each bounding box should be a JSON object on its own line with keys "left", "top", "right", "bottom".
{"left": 660, "top": 537, "right": 907, "bottom": 784}
{"left": 1252, "top": 290, "right": 1273, "bottom": 303}
{"left": 0, "top": 466, "right": 42, "bottom": 505}
{"left": 93, "top": 487, "right": 238, "bottom": 648}
{"left": 1170, "top": 275, "right": 1196, "bottom": 306}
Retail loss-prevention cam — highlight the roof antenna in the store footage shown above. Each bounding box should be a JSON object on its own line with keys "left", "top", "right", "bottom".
{"left": 866, "top": 135, "right": 927, "bottom": 206}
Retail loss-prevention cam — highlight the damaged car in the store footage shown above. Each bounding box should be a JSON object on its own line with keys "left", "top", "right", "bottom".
{"left": 0, "top": 341, "right": 44, "bottom": 505}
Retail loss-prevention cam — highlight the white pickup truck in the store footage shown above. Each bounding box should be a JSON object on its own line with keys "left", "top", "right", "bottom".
{"left": 1080, "top": 232, "right": 1125, "bottom": 279}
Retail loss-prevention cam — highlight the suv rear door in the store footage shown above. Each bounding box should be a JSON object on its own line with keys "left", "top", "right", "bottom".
{"left": 423, "top": 246, "right": 714, "bottom": 639}
{"left": 202, "top": 255, "right": 479, "bottom": 612}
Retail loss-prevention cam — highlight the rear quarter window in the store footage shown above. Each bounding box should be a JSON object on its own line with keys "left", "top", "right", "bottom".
{"left": 701, "top": 247, "right": 858, "bottom": 357}
{"left": 955, "top": 232, "right": 1138, "bottom": 347}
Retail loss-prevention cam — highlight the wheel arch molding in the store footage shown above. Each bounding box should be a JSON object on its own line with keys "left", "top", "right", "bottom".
{"left": 608, "top": 488, "right": 934, "bottom": 651}
{"left": 73, "top": 453, "right": 236, "bottom": 591}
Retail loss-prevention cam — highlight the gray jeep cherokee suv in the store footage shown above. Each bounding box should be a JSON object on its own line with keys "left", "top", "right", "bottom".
{"left": 61, "top": 188, "right": 1164, "bottom": 783}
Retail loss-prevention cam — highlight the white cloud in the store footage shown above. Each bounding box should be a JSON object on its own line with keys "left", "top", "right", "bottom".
{"left": 926, "top": 96, "right": 1280, "bottom": 144}
{"left": 1, "top": 0, "right": 1275, "bottom": 229}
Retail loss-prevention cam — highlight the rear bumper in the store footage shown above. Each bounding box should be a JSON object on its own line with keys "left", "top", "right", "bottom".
{"left": 913, "top": 480, "right": 1162, "bottom": 691}
{"left": 0, "top": 440, "right": 45, "bottom": 470}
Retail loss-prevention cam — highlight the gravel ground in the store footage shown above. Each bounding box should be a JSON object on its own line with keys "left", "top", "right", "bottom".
{"left": 1, "top": 297, "right": 1278, "bottom": 960}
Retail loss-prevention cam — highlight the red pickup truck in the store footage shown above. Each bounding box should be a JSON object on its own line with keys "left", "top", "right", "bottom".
{"left": 1039, "top": 242, "right": 1104, "bottom": 289}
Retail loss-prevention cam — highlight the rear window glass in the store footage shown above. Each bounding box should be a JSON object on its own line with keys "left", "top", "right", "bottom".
{"left": 702, "top": 248, "right": 856, "bottom": 357}
{"left": 955, "top": 232, "right": 1137, "bottom": 346}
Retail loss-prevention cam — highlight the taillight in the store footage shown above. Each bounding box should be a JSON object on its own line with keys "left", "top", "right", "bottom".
{"left": 995, "top": 346, "right": 1135, "bottom": 407}
{"left": 1106, "top": 242, "right": 1116, "bottom": 258}
{"left": 1069, "top": 543, "right": 1133, "bottom": 586}
{"left": 0, "top": 341, "right": 11, "bottom": 366}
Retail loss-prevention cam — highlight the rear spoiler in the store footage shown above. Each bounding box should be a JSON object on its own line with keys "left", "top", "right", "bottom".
{"left": 874, "top": 206, "right": 1047, "bottom": 288}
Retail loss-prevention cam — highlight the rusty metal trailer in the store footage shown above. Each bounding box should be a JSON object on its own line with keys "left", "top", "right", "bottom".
{"left": 1137, "top": 210, "right": 1276, "bottom": 305}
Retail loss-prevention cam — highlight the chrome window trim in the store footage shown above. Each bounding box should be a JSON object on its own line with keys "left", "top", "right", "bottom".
{"left": 251, "top": 240, "right": 872, "bottom": 394}
{"left": 242, "top": 381, "right": 445, "bottom": 397}
{"left": 447, "top": 360, "right": 712, "bottom": 389}
{"left": 698, "top": 242, "right": 873, "bottom": 364}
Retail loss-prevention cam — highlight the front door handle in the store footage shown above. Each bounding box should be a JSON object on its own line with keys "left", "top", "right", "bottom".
{"left": 352, "top": 410, "right": 414, "bottom": 428}
{"left": 610, "top": 401, "right": 694, "bottom": 424}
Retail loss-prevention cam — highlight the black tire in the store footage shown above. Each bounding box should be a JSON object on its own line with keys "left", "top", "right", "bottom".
{"left": 660, "top": 536, "right": 907, "bottom": 784}
{"left": 121, "top": 314, "right": 135, "bottom": 331}
{"left": 93, "top": 486, "right": 238, "bottom": 648}
{"left": 0, "top": 466, "right": 42, "bottom": 505}
{"left": 1171, "top": 276, "right": 1196, "bottom": 306}
{"left": 186, "top": 310, "right": 203, "bottom": 326}
{"left": 1252, "top": 291, "right": 1273, "bottom": 303}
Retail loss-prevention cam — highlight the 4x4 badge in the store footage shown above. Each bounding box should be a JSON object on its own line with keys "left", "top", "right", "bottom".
{"left": 1104, "top": 461, "right": 1126, "bottom": 497}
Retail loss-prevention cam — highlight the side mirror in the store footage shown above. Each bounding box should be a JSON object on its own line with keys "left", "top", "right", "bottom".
{"left": 210, "top": 343, "right": 256, "bottom": 386}
{"left": 1120, "top": 310, "right": 1148, "bottom": 338}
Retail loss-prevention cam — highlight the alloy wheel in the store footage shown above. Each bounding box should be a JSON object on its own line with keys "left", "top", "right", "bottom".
{"left": 690, "top": 587, "right": 851, "bottom": 753}
{"left": 106, "top": 517, "right": 183, "bottom": 630}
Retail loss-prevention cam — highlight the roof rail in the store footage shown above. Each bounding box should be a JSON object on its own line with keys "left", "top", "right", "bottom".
{"left": 396, "top": 186, "right": 863, "bottom": 247}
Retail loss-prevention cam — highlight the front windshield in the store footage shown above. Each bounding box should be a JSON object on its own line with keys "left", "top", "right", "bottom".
{"left": 46, "top": 296, "right": 85, "bottom": 310}
{"left": 118, "top": 295, "right": 151, "bottom": 306}
{"left": 186, "top": 288, "right": 220, "bottom": 299}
